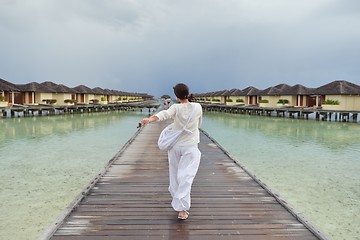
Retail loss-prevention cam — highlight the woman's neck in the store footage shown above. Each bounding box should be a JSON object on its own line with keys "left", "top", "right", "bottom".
{"left": 179, "top": 99, "right": 189, "bottom": 104}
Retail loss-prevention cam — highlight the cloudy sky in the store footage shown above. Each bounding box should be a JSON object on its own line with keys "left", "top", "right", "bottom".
{"left": 1, "top": 0, "right": 359, "bottom": 97}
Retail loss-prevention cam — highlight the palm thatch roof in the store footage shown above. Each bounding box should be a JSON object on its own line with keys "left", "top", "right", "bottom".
{"left": 17, "top": 82, "right": 52, "bottom": 92}
{"left": 0, "top": 78, "right": 20, "bottom": 91}
{"left": 40, "top": 81, "right": 77, "bottom": 93}
{"left": 314, "top": 80, "right": 360, "bottom": 95}
{"left": 230, "top": 89, "right": 244, "bottom": 96}
{"left": 258, "top": 84, "right": 292, "bottom": 96}
{"left": 241, "top": 86, "right": 260, "bottom": 96}
{"left": 92, "top": 87, "right": 106, "bottom": 95}
{"left": 73, "top": 85, "right": 95, "bottom": 94}
{"left": 281, "top": 84, "right": 314, "bottom": 95}
{"left": 219, "top": 88, "right": 240, "bottom": 96}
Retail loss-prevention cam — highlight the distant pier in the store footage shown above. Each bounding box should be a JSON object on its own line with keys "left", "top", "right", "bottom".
{"left": 201, "top": 103, "right": 360, "bottom": 123}
{"left": 0, "top": 101, "right": 159, "bottom": 118}
{"left": 40, "top": 121, "right": 331, "bottom": 240}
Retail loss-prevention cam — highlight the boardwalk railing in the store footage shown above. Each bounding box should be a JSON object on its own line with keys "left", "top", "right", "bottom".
{"left": 40, "top": 121, "right": 332, "bottom": 240}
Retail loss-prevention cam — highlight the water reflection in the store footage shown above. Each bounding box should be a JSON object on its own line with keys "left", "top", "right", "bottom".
{"left": 169, "top": 221, "right": 189, "bottom": 240}
{"left": 0, "top": 111, "right": 144, "bottom": 144}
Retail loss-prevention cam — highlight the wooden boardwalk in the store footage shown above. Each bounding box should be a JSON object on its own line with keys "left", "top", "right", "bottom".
{"left": 41, "top": 121, "right": 330, "bottom": 240}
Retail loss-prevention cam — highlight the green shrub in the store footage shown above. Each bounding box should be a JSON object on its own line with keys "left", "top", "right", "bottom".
{"left": 323, "top": 99, "right": 340, "bottom": 105}
{"left": 277, "top": 99, "right": 289, "bottom": 104}
{"left": 259, "top": 99, "right": 269, "bottom": 103}
{"left": 90, "top": 99, "right": 99, "bottom": 103}
{"left": 42, "top": 99, "right": 57, "bottom": 104}
{"left": 0, "top": 95, "right": 5, "bottom": 101}
{"left": 64, "top": 99, "right": 75, "bottom": 104}
{"left": 236, "top": 98, "right": 244, "bottom": 103}
{"left": 226, "top": 99, "right": 233, "bottom": 102}
{"left": 101, "top": 96, "right": 106, "bottom": 101}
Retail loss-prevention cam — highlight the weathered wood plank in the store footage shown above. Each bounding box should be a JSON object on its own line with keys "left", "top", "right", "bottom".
{"left": 43, "top": 120, "right": 329, "bottom": 240}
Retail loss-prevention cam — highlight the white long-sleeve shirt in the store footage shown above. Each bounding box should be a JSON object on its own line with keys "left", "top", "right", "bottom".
{"left": 155, "top": 102, "right": 203, "bottom": 146}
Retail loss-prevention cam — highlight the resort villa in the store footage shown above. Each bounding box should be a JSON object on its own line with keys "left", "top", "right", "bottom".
{"left": 1, "top": 78, "right": 360, "bottom": 111}
{"left": 195, "top": 80, "right": 360, "bottom": 111}
{"left": 0, "top": 78, "right": 153, "bottom": 107}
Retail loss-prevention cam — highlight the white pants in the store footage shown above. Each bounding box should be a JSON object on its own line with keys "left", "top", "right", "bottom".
{"left": 168, "top": 144, "right": 201, "bottom": 212}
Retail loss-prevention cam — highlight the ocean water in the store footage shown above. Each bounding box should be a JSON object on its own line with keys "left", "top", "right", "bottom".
{"left": 0, "top": 110, "right": 359, "bottom": 240}
{"left": 0, "top": 111, "right": 148, "bottom": 240}
{"left": 201, "top": 112, "right": 360, "bottom": 240}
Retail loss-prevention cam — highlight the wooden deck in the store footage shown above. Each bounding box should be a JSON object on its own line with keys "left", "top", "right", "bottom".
{"left": 41, "top": 121, "right": 330, "bottom": 240}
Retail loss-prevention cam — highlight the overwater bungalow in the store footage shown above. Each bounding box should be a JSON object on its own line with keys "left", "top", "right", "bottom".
{"left": 40, "top": 81, "right": 77, "bottom": 105}
{"left": 16, "top": 82, "right": 55, "bottom": 105}
{"left": 211, "top": 90, "right": 227, "bottom": 104}
{"left": 276, "top": 84, "right": 315, "bottom": 108}
{"left": 314, "top": 80, "right": 360, "bottom": 111}
{"left": 227, "top": 88, "right": 245, "bottom": 106}
{"left": 72, "top": 85, "right": 96, "bottom": 104}
{"left": 258, "top": 84, "right": 293, "bottom": 108}
{"left": 0, "top": 78, "right": 20, "bottom": 106}
{"left": 91, "top": 87, "right": 107, "bottom": 104}
{"left": 240, "top": 86, "right": 260, "bottom": 105}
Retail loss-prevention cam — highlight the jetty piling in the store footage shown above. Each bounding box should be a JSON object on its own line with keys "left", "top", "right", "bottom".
{"left": 0, "top": 101, "right": 159, "bottom": 118}
{"left": 201, "top": 103, "right": 359, "bottom": 123}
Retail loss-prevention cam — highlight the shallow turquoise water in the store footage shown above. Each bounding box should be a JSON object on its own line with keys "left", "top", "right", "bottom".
{"left": 201, "top": 112, "right": 360, "bottom": 240}
{"left": 0, "top": 111, "right": 148, "bottom": 240}
{"left": 0, "top": 110, "right": 359, "bottom": 240}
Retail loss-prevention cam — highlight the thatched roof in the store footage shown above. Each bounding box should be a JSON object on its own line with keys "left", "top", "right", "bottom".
{"left": 314, "top": 80, "right": 360, "bottom": 95}
{"left": 103, "top": 88, "right": 115, "bottom": 95}
{"left": 17, "top": 82, "right": 52, "bottom": 92}
{"left": 58, "top": 84, "right": 77, "bottom": 93}
{"left": 73, "top": 85, "right": 95, "bottom": 94}
{"left": 0, "top": 78, "right": 20, "bottom": 91}
{"left": 220, "top": 90, "right": 232, "bottom": 96}
{"left": 92, "top": 87, "right": 106, "bottom": 95}
{"left": 241, "top": 86, "right": 260, "bottom": 96}
{"left": 281, "top": 84, "right": 314, "bottom": 95}
{"left": 211, "top": 90, "right": 227, "bottom": 97}
{"left": 230, "top": 89, "right": 243, "bottom": 96}
{"left": 258, "top": 84, "right": 292, "bottom": 96}
{"left": 40, "top": 81, "right": 77, "bottom": 93}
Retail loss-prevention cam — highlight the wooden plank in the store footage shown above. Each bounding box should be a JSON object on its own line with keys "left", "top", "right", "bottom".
{"left": 41, "top": 120, "right": 330, "bottom": 240}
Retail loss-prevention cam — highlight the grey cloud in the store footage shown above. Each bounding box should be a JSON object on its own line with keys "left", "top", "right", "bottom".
{"left": 0, "top": 0, "right": 359, "bottom": 97}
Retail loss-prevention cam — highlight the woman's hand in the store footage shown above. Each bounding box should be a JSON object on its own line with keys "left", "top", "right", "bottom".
{"left": 140, "top": 116, "right": 159, "bottom": 126}
{"left": 140, "top": 118, "right": 151, "bottom": 125}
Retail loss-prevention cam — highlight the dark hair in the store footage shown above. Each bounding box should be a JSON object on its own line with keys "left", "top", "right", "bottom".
{"left": 173, "top": 83, "right": 193, "bottom": 101}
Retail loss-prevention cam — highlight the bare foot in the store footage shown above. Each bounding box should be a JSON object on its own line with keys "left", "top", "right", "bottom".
{"left": 177, "top": 210, "right": 189, "bottom": 220}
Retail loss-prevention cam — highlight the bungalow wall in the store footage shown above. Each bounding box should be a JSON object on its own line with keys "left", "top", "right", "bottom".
{"left": 108, "top": 95, "right": 121, "bottom": 102}
{"left": 53, "top": 93, "right": 73, "bottom": 105}
{"left": 260, "top": 96, "right": 280, "bottom": 108}
{"left": 76, "top": 94, "right": 94, "bottom": 103}
{"left": 276, "top": 95, "right": 293, "bottom": 106}
{"left": 211, "top": 96, "right": 224, "bottom": 104}
{"left": 227, "top": 96, "right": 245, "bottom": 105}
{"left": 93, "top": 95, "right": 103, "bottom": 103}
{"left": 324, "top": 95, "right": 360, "bottom": 111}
{"left": 296, "top": 95, "right": 310, "bottom": 107}
{"left": 246, "top": 96, "right": 258, "bottom": 105}
{"left": 0, "top": 91, "right": 7, "bottom": 107}
{"left": 35, "top": 92, "right": 52, "bottom": 104}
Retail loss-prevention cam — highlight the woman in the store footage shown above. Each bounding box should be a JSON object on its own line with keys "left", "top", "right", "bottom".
{"left": 140, "top": 83, "right": 203, "bottom": 220}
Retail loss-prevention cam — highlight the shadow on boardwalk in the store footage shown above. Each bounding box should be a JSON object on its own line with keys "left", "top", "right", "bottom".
{"left": 41, "top": 121, "right": 331, "bottom": 240}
